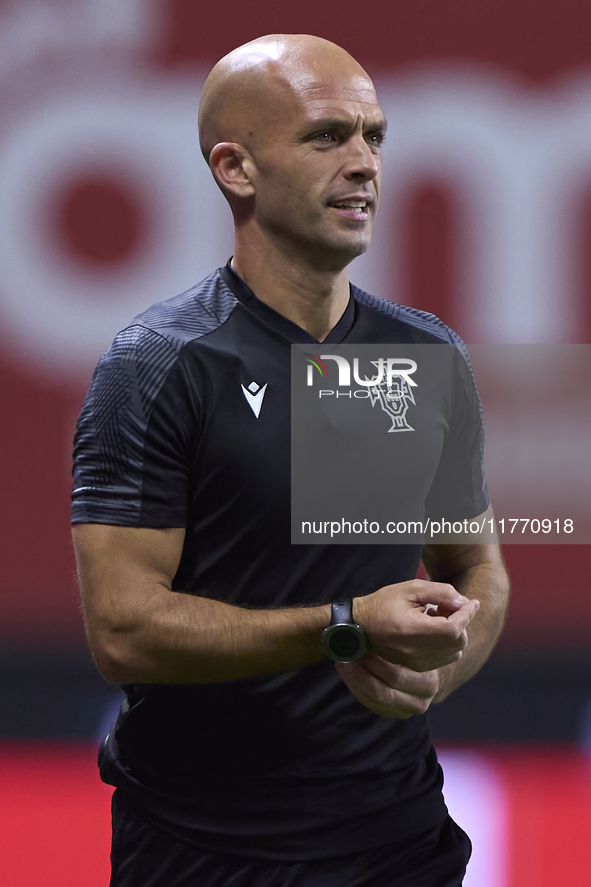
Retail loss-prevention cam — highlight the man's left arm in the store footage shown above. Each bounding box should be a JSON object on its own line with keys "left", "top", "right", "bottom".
{"left": 336, "top": 507, "right": 510, "bottom": 716}
{"left": 422, "top": 521, "right": 510, "bottom": 703}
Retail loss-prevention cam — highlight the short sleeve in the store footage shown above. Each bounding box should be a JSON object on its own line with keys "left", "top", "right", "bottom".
{"left": 71, "top": 325, "right": 194, "bottom": 527}
{"left": 424, "top": 343, "right": 490, "bottom": 521}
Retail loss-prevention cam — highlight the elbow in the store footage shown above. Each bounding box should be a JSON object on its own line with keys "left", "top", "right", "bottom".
{"left": 86, "top": 623, "right": 151, "bottom": 684}
{"left": 90, "top": 637, "right": 140, "bottom": 685}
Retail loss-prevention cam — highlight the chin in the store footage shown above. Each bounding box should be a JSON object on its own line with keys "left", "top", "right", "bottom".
{"left": 310, "top": 243, "right": 370, "bottom": 273}
{"left": 293, "top": 228, "right": 372, "bottom": 269}
{"left": 337, "top": 238, "right": 372, "bottom": 262}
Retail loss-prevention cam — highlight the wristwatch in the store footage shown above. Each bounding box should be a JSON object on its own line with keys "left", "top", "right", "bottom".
{"left": 321, "top": 600, "right": 368, "bottom": 663}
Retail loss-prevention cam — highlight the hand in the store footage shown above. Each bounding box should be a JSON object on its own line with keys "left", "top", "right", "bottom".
{"left": 335, "top": 654, "right": 441, "bottom": 718}
{"left": 353, "top": 579, "right": 480, "bottom": 672}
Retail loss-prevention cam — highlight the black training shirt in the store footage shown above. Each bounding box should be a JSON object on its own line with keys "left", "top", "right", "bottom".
{"left": 72, "top": 262, "right": 488, "bottom": 861}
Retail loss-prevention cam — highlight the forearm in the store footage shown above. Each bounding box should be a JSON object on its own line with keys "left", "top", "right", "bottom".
{"left": 97, "top": 590, "right": 330, "bottom": 684}
{"left": 426, "top": 550, "right": 510, "bottom": 702}
{"left": 73, "top": 523, "right": 330, "bottom": 685}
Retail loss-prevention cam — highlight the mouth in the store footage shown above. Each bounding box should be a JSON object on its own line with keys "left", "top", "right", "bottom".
{"left": 327, "top": 198, "right": 372, "bottom": 221}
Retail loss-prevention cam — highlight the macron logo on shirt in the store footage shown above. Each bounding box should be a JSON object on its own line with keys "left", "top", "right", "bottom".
{"left": 241, "top": 381, "right": 268, "bottom": 418}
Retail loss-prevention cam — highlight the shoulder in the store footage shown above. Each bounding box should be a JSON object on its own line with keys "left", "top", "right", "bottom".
{"left": 130, "top": 267, "right": 238, "bottom": 348}
{"left": 350, "top": 284, "right": 473, "bottom": 367}
{"left": 87, "top": 267, "right": 237, "bottom": 408}
{"left": 96, "top": 267, "right": 238, "bottom": 369}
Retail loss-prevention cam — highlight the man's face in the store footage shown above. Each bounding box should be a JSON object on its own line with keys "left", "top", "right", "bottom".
{"left": 247, "top": 69, "right": 386, "bottom": 270}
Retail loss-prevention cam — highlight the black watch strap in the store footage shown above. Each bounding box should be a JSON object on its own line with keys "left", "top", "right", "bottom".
{"left": 330, "top": 600, "right": 354, "bottom": 626}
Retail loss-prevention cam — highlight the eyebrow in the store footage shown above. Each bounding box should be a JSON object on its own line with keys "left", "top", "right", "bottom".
{"left": 299, "top": 115, "right": 388, "bottom": 138}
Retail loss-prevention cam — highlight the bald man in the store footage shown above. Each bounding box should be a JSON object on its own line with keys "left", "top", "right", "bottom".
{"left": 72, "top": 35, "right": 509, "bottom": 887}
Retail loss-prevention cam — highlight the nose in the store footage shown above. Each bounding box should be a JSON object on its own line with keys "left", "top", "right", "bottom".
{"left": 343, "top": 134, "right": 380, "bottom": 182}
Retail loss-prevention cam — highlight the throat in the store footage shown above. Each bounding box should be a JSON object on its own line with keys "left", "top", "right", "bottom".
{"left": 267, "top": 284, "right": 350, "bottom": 341}
{"left": 231, "top": 255, "right": 351, "bottom": 340}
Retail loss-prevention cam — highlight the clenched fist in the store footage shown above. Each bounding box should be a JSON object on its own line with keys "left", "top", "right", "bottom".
{"left": 352, "top": 579, "right": 480, "bottom": 673}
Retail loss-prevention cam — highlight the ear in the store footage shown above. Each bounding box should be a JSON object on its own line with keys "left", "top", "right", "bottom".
{"left": 209, "top": 142, "right": 255, "bottom": 199}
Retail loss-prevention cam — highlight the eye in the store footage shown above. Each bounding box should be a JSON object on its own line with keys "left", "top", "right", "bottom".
{"left": 366, "top": 132, "right": 385, "bottom": 148}
{"left": 313, "top": 131, "right": 336, "bottom": 144}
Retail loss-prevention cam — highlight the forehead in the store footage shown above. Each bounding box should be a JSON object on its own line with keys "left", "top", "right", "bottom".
{"left": 284, "top": 72, "right": 384, "bottom": 127}
{"left": 292, "top": 67, "right": 378, "bottom": 99}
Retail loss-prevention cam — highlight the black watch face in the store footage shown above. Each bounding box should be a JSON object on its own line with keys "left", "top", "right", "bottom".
{"left": 330, "top": 626, "right": 363, "bottom": 659}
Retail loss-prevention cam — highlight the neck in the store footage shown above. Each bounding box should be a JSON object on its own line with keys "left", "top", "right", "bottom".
{"left": 231, "top": 234, "right": 351, "bottom": 343}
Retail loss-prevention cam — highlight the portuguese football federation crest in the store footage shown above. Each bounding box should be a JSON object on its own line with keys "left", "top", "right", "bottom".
{"left": 366, "top": 361, "right": 416, "bottom": 432}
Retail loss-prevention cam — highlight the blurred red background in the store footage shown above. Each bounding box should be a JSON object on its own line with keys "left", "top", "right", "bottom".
{"left": 1, "top": 2, "right": 590, "bottom": 884}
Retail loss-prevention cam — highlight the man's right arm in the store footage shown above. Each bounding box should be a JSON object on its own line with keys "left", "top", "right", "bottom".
{"left": 73, "top": 523, "right": 477, "bottom": 686}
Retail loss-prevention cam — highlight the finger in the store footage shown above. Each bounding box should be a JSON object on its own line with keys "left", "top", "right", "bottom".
{"left": 335, "top": 660, "right": 377, "bottom": 695}
{"left": 396, "top": 646, "right": 463, "bottom": 672}
{"left": 335, "top": 661, "right": 434, "bottom": 718}
{"left": 412, "top": 582, "right": 470, "bottom": 612}
{"left": 335, "top": 660, "right": 390, "bottom": 709}
{"left": 359, "top": 655, "right": 439, "bottom": 698}
{"left": 407, "top": 613, "right": 470, "bottom": 648}
{"left": 338, "top": 657, "right": 439, "bottom": 702}
{"left": 445, "top": 599, "right": 480, "bottom": 633}
{"left": 417, "top": 599, "right": 479, "bottom": 637}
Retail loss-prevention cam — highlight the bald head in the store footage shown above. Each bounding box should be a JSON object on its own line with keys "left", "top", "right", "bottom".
{"left": 198, "top": 34, "right": 377, "bottom": 165}
{"left": 199, "top": 35, "right": 385, "bottom": 270}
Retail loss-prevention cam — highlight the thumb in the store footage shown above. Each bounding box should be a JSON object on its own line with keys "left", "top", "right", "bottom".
{"left": 334, "top": 660, "right": 373, "bottom": 691}
{"left": 414, "top": 582, "right": 470, "bottom": 613}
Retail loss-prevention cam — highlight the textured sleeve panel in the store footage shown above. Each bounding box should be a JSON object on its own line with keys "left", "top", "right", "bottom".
{"left": 71, "top": 325, "right": 187, "bottom": 526}
{"left": 132, "top": 270, "right": 239, "bottom": 343}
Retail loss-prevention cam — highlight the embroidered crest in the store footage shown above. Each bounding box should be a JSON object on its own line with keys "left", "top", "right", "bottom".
{"left": 366, "top": 361, "right": 416, "bottom": 432}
